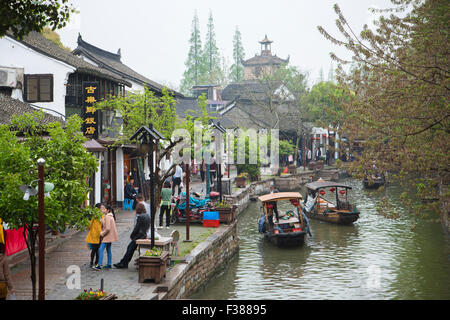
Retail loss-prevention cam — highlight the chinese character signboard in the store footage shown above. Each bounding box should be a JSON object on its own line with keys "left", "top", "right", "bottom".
{"left": 82, "top": 82, "right": 99, "bottom": 139}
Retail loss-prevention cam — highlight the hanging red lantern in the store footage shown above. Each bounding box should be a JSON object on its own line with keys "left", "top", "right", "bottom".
{"left": 329, "top": 188, "right": 335, "bottom": 192}
{"left": 319, "top": 190, "right": 326, "bottom": 196}
{"left": 290, "top": 199, "right": 300, "bottom": 206}
{"left": 266, "top": 204, "right": 274, "bottom": 209}
{"left": 339, "top": 190, "right": 346, "bottom": 195}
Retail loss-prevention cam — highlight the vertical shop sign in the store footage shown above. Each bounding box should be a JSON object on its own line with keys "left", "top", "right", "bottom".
{"left": 83, "top": 82, "right": 99, "bottom": 139}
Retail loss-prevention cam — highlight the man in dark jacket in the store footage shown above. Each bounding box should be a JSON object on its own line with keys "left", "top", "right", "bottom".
{"left": 125, "top": 179, "right": 138, "bottom": 200}
{"left": 114, "top": 203, "right": 150, "bottom": 269}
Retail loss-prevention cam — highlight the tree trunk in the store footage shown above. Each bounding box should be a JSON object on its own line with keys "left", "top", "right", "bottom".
{"left": 24, "top": 224, "right": 38, "bottom": 300}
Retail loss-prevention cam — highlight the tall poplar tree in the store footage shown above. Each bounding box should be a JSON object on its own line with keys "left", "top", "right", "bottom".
{"left": 229, "top": 26, "right": 245, "bottom": 83}
{"left": 180, "top": 11, "right": 204, "bottom": 95}
{"left": 327, "top": 62, "right": 335, "bottom": 83}
{"left": 318, "top": 67, "right": 324, "bottom": 83}
{"left": 200, "top": 10, "right": 223, "bottom": 85}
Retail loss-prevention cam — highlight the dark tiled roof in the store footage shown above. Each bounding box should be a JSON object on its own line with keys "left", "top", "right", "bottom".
{"left": 0, "top": 94, "right": 64, "bottom": 125}
{"left": 73, "top": 35, "right": 183, "bottom": 97}
{"left": 174, "top": 97, "right": 199, "bottom": 118}
{"left": 173, "top": 97, "right": 235, "bottom": 120}
{"left": 5, "top": 31, "right": 131, "bottom": 86}
{"left": 242, "top": 54, "right": 289, "bottom": 67}
{"left": 221, "top": 81, "right": 282, "bottom": 101}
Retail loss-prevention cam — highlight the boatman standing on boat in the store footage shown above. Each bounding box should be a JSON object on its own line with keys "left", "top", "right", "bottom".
{"left": 268, "top": 185, "right": 280, "bottom": 227}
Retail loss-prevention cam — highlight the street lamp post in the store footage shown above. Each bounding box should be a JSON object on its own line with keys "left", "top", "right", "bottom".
{"left": 130, "top": 124, "right": 164, "bottom": 249}
{"left": 184, "top": 163, "right": 191, "bottom": 242}
{"left": 37, "top": 158, "right": 45, "bottom": 301}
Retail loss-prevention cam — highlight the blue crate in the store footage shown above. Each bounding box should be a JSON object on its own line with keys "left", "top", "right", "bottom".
{"left": 203, "top": 211, "right": 219, "bottom": 220}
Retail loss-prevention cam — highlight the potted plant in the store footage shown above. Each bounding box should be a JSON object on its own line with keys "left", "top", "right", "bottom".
{"left": 75, "top": 288, "right": 117, "bottom": 300}
{"left": 214, "top": 201, "right": 236, "bottom": 224}
{"left": 138, "top": 247, "right": 169, "bottom": 284}
{"left": 235, "top": 172, "right": 249, "bottom": 188}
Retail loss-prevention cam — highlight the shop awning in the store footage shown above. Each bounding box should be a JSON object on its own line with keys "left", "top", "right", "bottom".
{"left": 83, "top": 139, "right": 107, "bottom": 152}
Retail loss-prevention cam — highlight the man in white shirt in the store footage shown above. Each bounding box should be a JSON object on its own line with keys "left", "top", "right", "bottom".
{"left": 172, "top": 164, "right": 183, "bottom": 196}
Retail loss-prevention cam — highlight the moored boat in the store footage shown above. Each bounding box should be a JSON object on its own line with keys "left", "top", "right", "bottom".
{"left": 304, "top": 180, "right": 360, "bottom": 225}
{"left": 363, "top": 174, "right": 385, "bottom": 189}
{"left": 258, "top": 192, "right": 311, "bottom": 247}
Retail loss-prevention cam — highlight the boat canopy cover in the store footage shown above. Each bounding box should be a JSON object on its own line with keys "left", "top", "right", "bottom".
{"left": 258, "top": 192, "right": 303, "bottom": 203}
{"left": 305, "top": 181, "right": 352, "bottom": 191}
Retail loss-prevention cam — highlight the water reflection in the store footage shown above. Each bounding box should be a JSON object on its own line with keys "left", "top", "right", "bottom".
{"left": 191, "top": 178, "right": 450, "bottom": 300}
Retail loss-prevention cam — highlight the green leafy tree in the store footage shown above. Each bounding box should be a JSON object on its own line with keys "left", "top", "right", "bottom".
{"left": 41, "top": 26, "right": 71, "bottom": 51}
{"left": 96, "top": 88, "right": 213, "bottom": 204}
{"left": 0, "top": 0, "right": 76, "bottom": 39}
{"left": 318, "top": 1, "right": 450, "bottom": 224}
{"left": 0, "top": 112, "right": 99, "bottom": 300}
{"left": 200, "top": 10, "right": 224, "bottom": 85}
{"left": 229, "top": 26, "right": 245, "bottom": 83}
{"left": 180, "top": 11, "right": 204, "bottom": 95}
{"left": 306, "top": 81, "right": 345, "bottom": 129}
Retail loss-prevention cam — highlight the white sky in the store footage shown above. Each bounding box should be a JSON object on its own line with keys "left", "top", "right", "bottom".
{"left": 58, "top": 0, "right": 393, "bottom": 90}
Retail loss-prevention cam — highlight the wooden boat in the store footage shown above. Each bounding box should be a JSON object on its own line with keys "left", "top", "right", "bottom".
{"left": 258, "top": 192, "right": 311, "bottom": 247}
{"left": 304, "top": 180, "right": 359, "bottom": 225}
{"left": 363, "top": 174, "right": 385, "bottom": 189}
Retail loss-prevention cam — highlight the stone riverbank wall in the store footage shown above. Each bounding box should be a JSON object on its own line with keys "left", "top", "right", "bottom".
{"left": 164, "top": 221, "right": 239, "bottom": 299}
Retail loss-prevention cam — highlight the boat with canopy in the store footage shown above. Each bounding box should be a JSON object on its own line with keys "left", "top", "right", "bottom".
{"left": 304, "top": 180, "right": 360, "bottom": 225}
{"left": 258, "top": 192, "right": 311, "bottom": 247}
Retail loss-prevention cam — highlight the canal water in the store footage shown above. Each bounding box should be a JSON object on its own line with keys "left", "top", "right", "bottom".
{"left": 191, "top": 178, "right": 450, "bottom": 300}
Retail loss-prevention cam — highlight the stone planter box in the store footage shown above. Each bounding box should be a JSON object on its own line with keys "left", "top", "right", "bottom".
{"left": 138, "top": 251, "right": 169, "bottom": 284}
{"left": 288, "top": 165, "right": 297, "bottom": 174}
{"left": 215, "top": 206, "right": 236, "bottom": 224}
{"left": 316, "top": 160, "right": 324, "bottom": 169}
{"left": 235, "top": 177, "right": 247, "bottom": 188}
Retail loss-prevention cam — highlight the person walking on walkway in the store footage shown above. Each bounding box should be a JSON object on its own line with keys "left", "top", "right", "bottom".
{"left": 210, "top": 154, "right": 217, "bottom": 185}
{"left": 114, "top": 203, "right": 150, "bottom": 269}
{"left": 200, "top": 159, "right": 206, "bottom": 182}
{"left": 95, "top": 204, "right": 118, "bottom": 270}
{"left": 158, "top": 181, "right": 172, "bottom": 229}
{"left": 125, "top": 178, "right": 138, "bottom": 209}
{"left": 85, "top": 203, "right": 104, "bottom": 269}
{"left": 172, "top": 164, "right": 183, "bottom": 196}
{"left": 307, "top": 148, "right": 312, "bottom": 164}
{"left": 0, "top": 244, "right": 15, "bottom": 300}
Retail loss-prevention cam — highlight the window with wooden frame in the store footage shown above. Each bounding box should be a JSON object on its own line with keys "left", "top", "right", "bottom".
{"left": 24, "top": 74, "right": 53, "bottom": 102}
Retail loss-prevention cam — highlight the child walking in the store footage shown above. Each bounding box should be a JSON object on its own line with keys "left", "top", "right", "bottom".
{"left": 158, "top": 181, "right": 172, "bottom": 229}
{"left": 85, "top": 203, "right": 104, "bottom": 269}
{"left": 95, "top": 204, "right": 118, "bottom": 270}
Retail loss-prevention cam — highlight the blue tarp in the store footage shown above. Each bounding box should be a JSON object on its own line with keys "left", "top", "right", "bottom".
{"left": 177, "top": 192, "right": 210, "bottom": 210}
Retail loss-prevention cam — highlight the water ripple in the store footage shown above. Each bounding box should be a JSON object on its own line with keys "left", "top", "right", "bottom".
{"left": 191, "top": 178, "right": 450, "bottom": 300}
